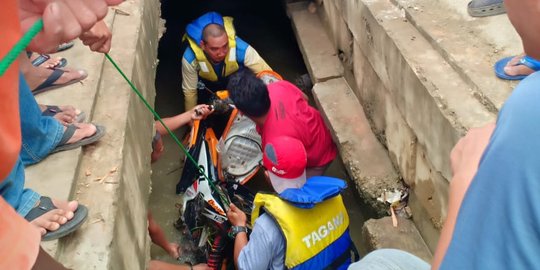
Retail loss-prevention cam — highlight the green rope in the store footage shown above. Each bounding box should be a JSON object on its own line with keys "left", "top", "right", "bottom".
{"left": 0, "top": 19, "right": 43, "bottom": 76}
{"left": 105, "top": 54, "right": 229, "bottom": 206}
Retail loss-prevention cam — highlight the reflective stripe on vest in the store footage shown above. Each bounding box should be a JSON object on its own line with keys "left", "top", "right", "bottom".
{"left": 185, "top": 17, "right": 239, "bottom": 82}
{"left": 252, "top": 193, "right": 350, "bottom": 269}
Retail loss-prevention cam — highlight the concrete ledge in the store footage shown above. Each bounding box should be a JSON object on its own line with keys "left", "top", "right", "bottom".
{"left": 288, "top": 2, "right": 344, "bottom": 83}
{"left": 27, "top": 0, "right": 161, "bottom": 269}
{"left": 362, "top": 217, "right": 432, "bottom": 263}
{"left": 313, "top": 78, "right": 402, "bottom": 215}
{"left": 392, "top": 0, "right": 519, "bottom": 110}
{"left": 312, "top": 0, "right": 498, "bottom": 252}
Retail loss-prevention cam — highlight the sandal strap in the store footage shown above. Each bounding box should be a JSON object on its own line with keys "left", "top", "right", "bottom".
{"left": 520, "top": 56, "right": 540, "bottom": 71}
{"left": 31, "top": 54, "right": 51, "bottom": 67}
{"left": 34, "top": 69, "right": 65, "bottom": 92}
{"left": 42, "top": 105, "right": 62, "bottom": 117}
{"left": 24, "top": 196, "right": 56, "bottom": 222}
{"left": 58, "top": 124, "right": 78, "bottom": 146}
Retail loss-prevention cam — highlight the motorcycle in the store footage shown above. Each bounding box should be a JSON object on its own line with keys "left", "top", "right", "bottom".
{"left": 174, "top": 71, "right": 283, "bottom": 269}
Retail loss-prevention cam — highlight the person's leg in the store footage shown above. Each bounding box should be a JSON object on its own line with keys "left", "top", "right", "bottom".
{"left": 0, "top": 155, "right": 77, "bottom": 237}
{"left": 148, "top": 212, "right": 180, "bottom": 259}
{"left": 19, "top": 73, "right": 101, "bottom": 165}
{"left": 348, "top": 249, "right": 430, "bottom": 270}
{"left": 19, "top": 54, "right": 87, "bottom": 92}
{"left": 18, "top": 73, "right": 64, "bottom": 165}
{"left": 0, "top": 157, "right": 39, "bottom": 217}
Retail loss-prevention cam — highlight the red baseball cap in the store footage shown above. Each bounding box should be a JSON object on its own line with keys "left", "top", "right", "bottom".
{"left": 263, "top": 136, "right": 307, "bottom": 193}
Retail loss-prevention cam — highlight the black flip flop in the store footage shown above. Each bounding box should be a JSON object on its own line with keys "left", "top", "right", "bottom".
{"left": 52, "top": 124, "right": 106, "bottom": 153}
{"left": 24, "top": 196, "right": 88, "bottom": 241}
{"left": 30, "top": 54, "right": 68, "bottom": 69}
{"left": 33, "top": 68, "right": 88, "bottom": 96}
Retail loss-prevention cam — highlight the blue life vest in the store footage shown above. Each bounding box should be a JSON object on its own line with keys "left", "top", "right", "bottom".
{"left": 183, "top": 12, "right": 248, "bottom": 97}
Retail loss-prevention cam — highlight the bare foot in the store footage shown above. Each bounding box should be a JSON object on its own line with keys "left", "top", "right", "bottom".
{"left": 28, "top": 67, "right": 87, "bottom": 91}
{"left": 504, "top": 54, "right": 535, "bottom": 77}
{"left": 41, "top": 104, "right": 82, "bottom": 125}
{"left": 20, "top": 54, "right": 86, "bottom": 91}
{"left": 166, "top": 242, "right": 180, "bottom": 259}
{"left": 29, "top": 198, "right": 77, "bottom": 236}
{"left": 64, "top": 123, "right": 97, "bottom": 144}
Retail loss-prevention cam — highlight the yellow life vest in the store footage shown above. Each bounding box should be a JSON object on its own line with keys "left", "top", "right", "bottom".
{"left": 185, "top": 17, "right": 239, "bottom": 82}
{"left": 252, "top": 193, "right": 350, "bottom": 269}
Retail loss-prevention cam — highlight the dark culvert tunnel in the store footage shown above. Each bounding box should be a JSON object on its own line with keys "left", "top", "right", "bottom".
{"left": 149, "top": 0, "right": 371, "bottom": 264}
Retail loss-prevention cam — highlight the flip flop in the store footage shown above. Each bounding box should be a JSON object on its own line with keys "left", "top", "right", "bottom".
{"left": 52, "top": 124, "right": 106, "bottom": 153}
{"left": 467, "top": 0, "right": 505, "bottom": 17}
{"left": 494, "top": 55, "right": 540, "bottom": 80}
{"left": 30, "top": 53, "right": 67, "bottom": 69}
{"left": 32, "top": 68, "right": 88, "bottom": 95}
{"left": 24, "top": 196, "right": 88, "bottom": 241}
{"left": 42, "top": 105, "right": 86, "bottom": 123}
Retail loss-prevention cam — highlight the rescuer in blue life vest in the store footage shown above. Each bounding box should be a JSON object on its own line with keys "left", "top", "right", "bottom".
{"left": 181, "top": 11, "right": 272, "bottom": 110}
{"left": 226, "top": 136, "right": 357, "bottom": 270}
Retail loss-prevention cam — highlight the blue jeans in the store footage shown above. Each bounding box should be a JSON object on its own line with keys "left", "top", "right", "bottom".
{"left": 19, "top": 73, "right": 64, "bottom": 165}
{"left": 348, "top": 249, "right": 430, "bottom": 270}
{"left": 0, "top": 158, "right": 39, "bottom": 217}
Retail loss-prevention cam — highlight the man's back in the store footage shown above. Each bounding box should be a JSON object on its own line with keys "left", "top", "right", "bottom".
{"left": 258, "top": 80, "right": 336, "bottom": 168}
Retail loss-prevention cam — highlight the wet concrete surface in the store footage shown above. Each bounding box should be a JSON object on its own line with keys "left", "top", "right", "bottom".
{"left": 150, "top": 0, "right": 371, "bottom": 263}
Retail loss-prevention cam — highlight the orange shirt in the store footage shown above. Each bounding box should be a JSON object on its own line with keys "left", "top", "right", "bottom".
{"left": 0, "top": 0, "right": 22, "bottom": 180}
{"left": 0, "top": 1, "right": 41, "bottom": 269}
{"left": 0, "top": 197, "right": 41, "bottom": 270}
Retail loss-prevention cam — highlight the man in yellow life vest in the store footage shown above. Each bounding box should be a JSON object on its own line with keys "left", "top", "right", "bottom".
{"left": 182, "top": 12, "right": 272, "bottom": 110}
{"left": 226, "top": 136, "right": 357, "bottom": 270}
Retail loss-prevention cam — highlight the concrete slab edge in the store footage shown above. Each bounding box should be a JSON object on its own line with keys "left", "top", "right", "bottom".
{"left": 362, "top": 217, "right": 432, "bottom": 263}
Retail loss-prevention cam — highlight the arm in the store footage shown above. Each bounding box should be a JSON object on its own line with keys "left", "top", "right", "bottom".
{"left": 155, "top": 105, "right": 212, "bottom": 136}
{"left": 432, "top": 123, "right": 495, "bottom": 269}
{"left": 228, "top": 205, "right": 280, "bottom": 270}
{"left": 182, "top": 57, "right": 199, "bottom": 110}
{"left": 244, "top": 46, "right": 272, "bottom": 74}
{"left": 234, "top": 232, "right": 249, "bottom": 267}
{"left": 155, "top": 113, "right": 192, "bottom": 136}
{"left": 227, "top": 203, "right": 248, "bottom": 267}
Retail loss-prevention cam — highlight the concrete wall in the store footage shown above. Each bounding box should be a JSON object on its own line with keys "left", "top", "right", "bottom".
{"left": 28, "top": 0, "right": 162, "bottom": 269}
{"left": 305, "top": 0, "right": 496, "bottom": 251}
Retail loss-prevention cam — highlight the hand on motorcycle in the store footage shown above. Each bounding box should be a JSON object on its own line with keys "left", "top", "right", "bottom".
{"left": 227, "top": 203, "right": 247, "bottom": 227}
{"left": 191, "top": 105, "right": 213, "bottom": 120}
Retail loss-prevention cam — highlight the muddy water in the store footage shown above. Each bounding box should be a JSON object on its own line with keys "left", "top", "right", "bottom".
{"left": 150, "top": 0, "right": 371, "bottom": 263}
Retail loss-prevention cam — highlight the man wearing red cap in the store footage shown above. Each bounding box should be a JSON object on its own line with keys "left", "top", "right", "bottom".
{"left": 226, "top": 136, "right": 356, "bottom": 270}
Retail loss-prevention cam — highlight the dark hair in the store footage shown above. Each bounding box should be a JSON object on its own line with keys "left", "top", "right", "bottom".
{"left": 228, "top": 69, "right": 271, "bottom": 118}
